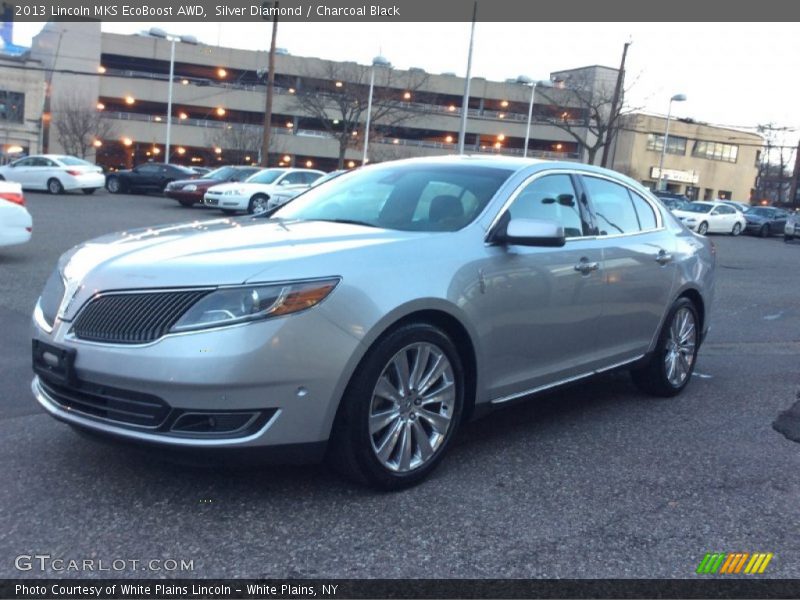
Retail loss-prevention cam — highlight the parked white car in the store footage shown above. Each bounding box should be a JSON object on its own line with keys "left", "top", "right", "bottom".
{"left": 0, "top": 154, "right": 105, "bottom": 195}
{"left": 266, "top": 169, "right": 348, "bottom": 210}
{"left": 785, "top": 211, "right": 800, "bottom": 242}
{"left": 204, "top": 168, "right": 324, "bottom": 214}
{"left": 672, "top": 201, "right": 746, "bottom": 236}
{"left": 0, "top": 181, "right": 32, "bottom": 248}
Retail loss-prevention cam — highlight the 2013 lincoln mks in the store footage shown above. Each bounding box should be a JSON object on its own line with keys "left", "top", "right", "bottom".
{"left": 31, "top": 156, "right": 715, "bottom": 489}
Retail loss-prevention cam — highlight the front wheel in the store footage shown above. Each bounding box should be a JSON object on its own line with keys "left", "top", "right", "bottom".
{"left": 247, "top": 194, "right": 269, "bottom": 215}
{"left": 106, "top": 177, "right": 122, "bottom": 193}
{"left": 47, "top": 178, "right": 64, "bottom": 195}
{"left": 697, "top": 221, "right": 709, "bottom": 235}
{"left": 329, "top": 323, "right": 465, "bottom": 490}
{"left": 631, "top": 297, "right": 700, "bottom": 397}
{"left": 731, "top": 222, "right": 742, "bottom": 236}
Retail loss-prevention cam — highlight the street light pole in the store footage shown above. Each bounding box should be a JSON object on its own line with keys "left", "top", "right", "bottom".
{"left": 165, "top": 38, "right": 176, "bottom": 164}
{"left": 362, "top": 55, "right": 390, "bottom": 165}
{"left": 517, "top": 77, "right": 553, "bottom": 159}
{"left": 457, "top": 0, "right": 478, "bottom": 154}
{"left": 657, "top": 93, "right": 687, "bottom": 191}
{"left": 149, "top": 28, "right": 198, "bottom": 165}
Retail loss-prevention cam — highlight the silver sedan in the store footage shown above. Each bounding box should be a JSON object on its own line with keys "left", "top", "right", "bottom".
{"left": 31, "top": 156, "right": 715, "bottom": 489}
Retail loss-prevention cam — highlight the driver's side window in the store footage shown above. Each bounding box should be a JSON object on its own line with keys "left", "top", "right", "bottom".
{"left": 508, "top": 174, "right": 585, "bottom": 238}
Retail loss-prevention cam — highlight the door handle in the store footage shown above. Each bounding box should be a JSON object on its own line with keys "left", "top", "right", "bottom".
{"left": 655, "top": 249, "right": 673, "bottom": 265}
{"left": 574, "top": 258, "right": 600, "bottom": 275}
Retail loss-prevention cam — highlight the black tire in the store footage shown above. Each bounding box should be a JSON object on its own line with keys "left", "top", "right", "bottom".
{"left": 759, "top": 224, "right": 769, "bottom": 238}
{"left": 731, "top": 222, "right": 742, "bottom": 236}
{"left": 631, "top": 297, "right": 700, "bottom": 398}
{"left": 178, "top": 199, "right": 195, "bottom": 207}
{"left": 328, "top": 322, "right": 465, "bottom": 490}
{"left": 106, "top": 177, "right": 122, "bottom": 194}
{"left": 247, "top": 194, "right": 269, "bottom": 215}
{"left": 0, "top": 175, "right": 5, "bottom": 181}
{"left": 47, "top": 178, "right": 64, "bottom": 195}
{"left": 785, "top": 235, "right": 794, "bottom": 243}
{"left": 697, "top": 221, "right": 709, "bottom": 235}
{"left": 82, "top": 188, "right": 97, "bottom": 195}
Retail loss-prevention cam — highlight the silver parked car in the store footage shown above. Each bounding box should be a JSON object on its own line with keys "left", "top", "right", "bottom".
{"left": 31, "top": 156, "right": 715, "bottom": 489}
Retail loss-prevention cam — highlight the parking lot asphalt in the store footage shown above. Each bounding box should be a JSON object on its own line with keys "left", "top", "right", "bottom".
{"left": 0, "top": 191, "right": 798, "bottom": 579}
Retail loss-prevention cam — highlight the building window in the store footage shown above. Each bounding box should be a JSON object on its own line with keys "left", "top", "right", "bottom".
{"left": 0, "top": 90, "right": 24, "bottom": 123}
{"left": 718, "top": 190, "right": 732, "bottom": 200}
{"left": 692, "top": 140, "right": 738, "bottom": 163}
{"left": 754, "top": 150, "right": 761, "bottom": 166}
{"left": 703, "top": 188, "right": 715, "bottom": 200}
{"left": 685, "top": 186, "right": 699, "bottom": 200}
{"left": 646, "top": 133, "right": 687, "bottom": 155}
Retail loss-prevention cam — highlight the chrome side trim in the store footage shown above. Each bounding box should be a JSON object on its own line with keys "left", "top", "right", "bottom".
{"left": 489, "top": 354, "right": 644, "bottom": 405}
{"left": 32, "top": 376, "right": 281, "bottom": 447}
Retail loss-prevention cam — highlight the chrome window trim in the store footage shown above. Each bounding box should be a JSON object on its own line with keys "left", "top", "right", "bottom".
{"left": 484, "top": 168, "right": 666, "bottom": 245}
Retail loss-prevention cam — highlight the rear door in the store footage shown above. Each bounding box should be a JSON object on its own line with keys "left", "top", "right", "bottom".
{"left": 580, "top": 175, "right": 678, "bottom": 362}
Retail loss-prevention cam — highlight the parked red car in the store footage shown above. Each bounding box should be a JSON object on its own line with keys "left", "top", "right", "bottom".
{"left": 165, "top": 165, "right": 262, "bottom": 207}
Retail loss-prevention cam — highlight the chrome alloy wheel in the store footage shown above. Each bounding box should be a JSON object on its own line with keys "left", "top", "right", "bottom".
{"left": 250, "top": 195, "right": 268, "bottom": 214}
{"left": 368, "top": 342, "right": 456, "bottom": 473}
{"left": 664, "top": 307, "right": 697, "bottom": 387}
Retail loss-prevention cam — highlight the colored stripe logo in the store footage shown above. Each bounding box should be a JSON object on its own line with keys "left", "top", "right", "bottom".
{"left": 696, "top": 552, "right": 773, "bottom": 574}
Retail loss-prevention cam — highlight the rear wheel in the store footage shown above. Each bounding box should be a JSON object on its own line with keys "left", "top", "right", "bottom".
{"left": 785, "top": 234, "right": 794, "bottom": 243}
{"left": 178, "top": 199, "right": 194, "bottom": 207}
{"left": 697, "top": 221, "right": 709, "bottom": 235}
{"left": 247, "top": 194, "right": 269, "bottom": 215}
{"left": 329, "top": 323, "right": 464, "bottom": 490}
{"left": 731, "top": 222, "right": 742, "bottom": 236}
{"left": 82, "top": 188, "right": 97, "bottom": 195}
{"left": 47, "top": 178, "right": 64, "bottom": 195}
{"left": 631, "top": 297, "right": 700, "bottom": 397}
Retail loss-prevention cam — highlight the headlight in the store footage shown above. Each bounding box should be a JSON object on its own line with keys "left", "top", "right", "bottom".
{"left": 183, "top": 184, "right": 197, "bottom": 192}
{"left": 170, "top": 278, "right": 340, "bottom": 333}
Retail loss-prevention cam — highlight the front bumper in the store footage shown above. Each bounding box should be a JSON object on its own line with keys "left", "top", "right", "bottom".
{"left": 165, "top": 190, "right": 203, "bottom": 203}
{"left": 203, "top": 192, "right": 249, "bottom": 210}
{"left": 31, "top": 308, "right": 362, "bottom": 451}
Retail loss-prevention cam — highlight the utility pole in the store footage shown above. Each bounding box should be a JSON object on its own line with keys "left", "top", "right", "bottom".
{"left": 261, "top": 2, "right": 279, "bottom": 167}
{"left": 601, "top": 40, "right": 630, "bottom": 168}
{"left": 788, "top": 138, "right": 800, "bottom": 208}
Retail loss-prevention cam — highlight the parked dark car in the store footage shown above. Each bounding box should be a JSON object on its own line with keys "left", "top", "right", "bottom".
{"left": 744, "top": 206, "right": 790, "bottom": 237}
{"left": 653, "top": 191, "right": 691, "bottom": 212}
{"left": 165, "top": 165, "right": 262, "bottom": 207}
{"left": 106, "top": 163, "right": 198, "bottom": 195}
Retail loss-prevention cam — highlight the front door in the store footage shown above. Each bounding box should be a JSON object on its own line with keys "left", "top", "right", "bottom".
{"left": 470, "top": 172, "right": 606, "bottom": 402}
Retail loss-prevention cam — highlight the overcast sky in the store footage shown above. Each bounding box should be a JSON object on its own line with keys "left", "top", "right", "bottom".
{"left": 12, "top": 21, "right": 800, "bottom": 146}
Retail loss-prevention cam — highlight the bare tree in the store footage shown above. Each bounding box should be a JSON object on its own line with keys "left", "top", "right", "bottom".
{"left": 205, "top": 124, "right": 264, "bottom": 164}
{"left": 538, "top": 70, "right": 638, "bottom": 165}
{"left": 52, "top": 92, "right": 116, "bottom": 159}
{"left": 291, "top": 61, "right": 428, "bottom": 168}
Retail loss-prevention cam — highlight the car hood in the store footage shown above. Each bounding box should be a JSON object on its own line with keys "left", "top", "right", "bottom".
{"left": 207, "top": 182, "right": 277, "bottom": 193}
{"left": 57, "top": 218, "right": 422, "bottom": 320}
{"left": 744, "top": 213, "right": 767, "bottom": 223}
{"left": 170, "top": 177, "right": 221, "bottom": 188}
{"left": 672, "top": 210, "right": 709, "bottom": 219}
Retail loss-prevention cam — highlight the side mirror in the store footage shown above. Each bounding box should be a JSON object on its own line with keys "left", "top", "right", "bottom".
{"left": 492, "top": 216, "right": 566, "bottom": 248}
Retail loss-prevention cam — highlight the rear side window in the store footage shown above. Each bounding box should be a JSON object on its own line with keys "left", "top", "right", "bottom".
{"left": 583, "top": 176, "right": 646, "bottom": 235}
{"left": 628, "top": 191, "right": 658, "bottom": 230}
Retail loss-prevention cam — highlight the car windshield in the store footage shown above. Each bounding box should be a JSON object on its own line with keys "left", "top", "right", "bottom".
{"left": 273, "top": 162, "right": 514, "bottom": 232}
{"left": 748, "top": 207, "right": 774, "bottom": 217}
{"left": 246, "top": 169, "right": 286, "bottom": 184}
{"left": 206, "top": 166, "right": 237, "bottom": 180}
{"left": 57, "top": 156, "right": 93, "bottom": 166}
{"left": 682, "top": 203, "right": 714, "bottom": 214}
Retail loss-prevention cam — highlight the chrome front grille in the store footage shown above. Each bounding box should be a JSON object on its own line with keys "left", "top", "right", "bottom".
{"left": 72, "top": 289, "right": 212, "bottom": 344}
